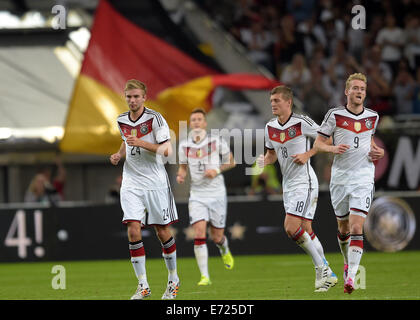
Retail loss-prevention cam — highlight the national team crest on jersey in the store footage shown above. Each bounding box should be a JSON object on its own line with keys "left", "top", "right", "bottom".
{"left": 365, "top": 118, "right": 373, "bottom": 129}
{"left": 140, "top": 123, "right": 149, "bottom": 134}
{"left": 184, "top": 141, "right": 217, "bottom": 159}
{"left": 288, "top": 127, "right": 297, "bottom": 138}
{"left": 118, "top": 118, "right": 153, "bottom": 138}
{"left": 335, "top": 115, "right": 377, "bottom": 134}
{"left": 268, "top": 122, "right": 302, "bottom": 144}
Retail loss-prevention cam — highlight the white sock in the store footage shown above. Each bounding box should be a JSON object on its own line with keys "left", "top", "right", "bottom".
{"left": 162, "top": 251, "right": 179, "bottom": 282}
{"left": 292, "top": 227, "right": 324, "bottom": 267}
{"left": 310, "top": 232, "right": 327, "bottom": 263}
{"left": 348, "top": 234, "right": 364, "bottom": 280}
{"left": 194, "top": 240, "right": 209, "bottom": 278}
{"left": 131, "top": 256, "right": 148, "bottom": 284}
{"left": 161, "top": 237, "right": 179, "bottom": 283}
{"left": 216, "top": 236, "right": 229, "bottom": 256}
{"left": 337, "top": 231, "right": 350, "bottom": 265}
{"left": 129, "top": 240, "right": 148, "bottom": 285}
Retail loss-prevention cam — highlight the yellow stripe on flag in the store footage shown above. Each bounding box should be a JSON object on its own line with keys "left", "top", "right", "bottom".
{"left": 60, "top": 75, "right": 127, "bottom": 155}
{"left": 147, "top": 76, "right": 214, "bottom": 134}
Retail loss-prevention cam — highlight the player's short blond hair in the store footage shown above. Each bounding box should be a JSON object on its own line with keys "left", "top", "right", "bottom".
{"left": 125, "top": 79, "right": 147, "bottom": 94}
{"left": 190, "top": 108, "right": 207, "bottom": 118}
{"left": 345, "top": 73, "right": 367, "bottom": 90}
{"left": 270, "top": 85, "right": 294, "bottom": 103}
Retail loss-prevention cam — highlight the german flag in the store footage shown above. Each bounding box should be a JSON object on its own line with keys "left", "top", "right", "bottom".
{"left": 60, "top": 0, "right": 279, "bottom": 155}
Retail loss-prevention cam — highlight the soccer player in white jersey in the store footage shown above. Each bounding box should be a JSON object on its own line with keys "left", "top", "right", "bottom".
{"left": 314, "top": 73, "right": 384, "bottom": 294}
{"left": 177, "top": 108, "right": 236, "bottom": 286}
{"left": 110, "top": 79, "right": 179, "bottom": 300}
{"left": 257, "top": 85, "right": 337, "bottom": 292}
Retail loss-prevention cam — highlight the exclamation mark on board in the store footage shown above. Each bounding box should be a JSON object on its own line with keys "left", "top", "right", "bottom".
{"left": 34, "top": 210, "right": 45, "bottom": 257}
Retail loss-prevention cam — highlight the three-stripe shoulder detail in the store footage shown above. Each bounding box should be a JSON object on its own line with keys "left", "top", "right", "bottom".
{"left": 323, "top": 106, "right": 345, "bottom": 122}
{"left": 144, "top": 108, "right": 163, "bottom": 127}
{"left": 292, "top": 114, "right": 315, "bottom": 126}
{"left": 117, "top": 112, "right": 129, "bottom": 119}
{"left": 365, "top": 107, "right": 378, "bottom": 115}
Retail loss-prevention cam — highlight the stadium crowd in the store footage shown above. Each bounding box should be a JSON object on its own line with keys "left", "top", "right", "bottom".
{"left": 199, "top": 0, "right": 420, "bottom": 122}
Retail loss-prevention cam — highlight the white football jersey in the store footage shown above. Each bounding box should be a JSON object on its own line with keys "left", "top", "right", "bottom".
{"left": 179, "top": 134, "right": 230, "bottom": 197}
{"left": 117, "top": 107, "right": 171, "bottom": 190}
{"left": 265, "top": 113, "right": 319, "bottom": 191}
{"left": 318, "top": 106, "right": 379, "bottom": 185}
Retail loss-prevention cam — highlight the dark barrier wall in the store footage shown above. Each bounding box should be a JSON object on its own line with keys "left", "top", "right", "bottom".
{"left": 1, "top": 193, "right": 419, "bottom": 262}
{"left": 374, "top": 133, "right": 420, "bottom": 191}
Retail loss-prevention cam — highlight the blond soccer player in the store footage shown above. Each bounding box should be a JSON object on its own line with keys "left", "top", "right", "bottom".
{"left": 314, "top": 73, "right": 384, "bottom": 294}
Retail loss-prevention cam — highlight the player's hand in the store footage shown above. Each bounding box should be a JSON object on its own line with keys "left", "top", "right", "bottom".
{"left": 368, "top": 144, "right": 384, "bottom": 162}
{"left": 204, "top": 169, "right": 218, "bottom": 179}
{"left": 256, "top": 154, "right": 265, "bottom": 168}
{"left": 110, "top": 153, "right": 121, "bottom": 165}
{"left": 176, "top": 174, "right": 185, "bottom": 184}
{"left": 331, "top": 144, "right": 350, "bottom": 154}
{"left": 126, "top": 135, "right": 139, "bottom": 147}
{"left": 291, "top": 153, "right": 309, "bottom": 165}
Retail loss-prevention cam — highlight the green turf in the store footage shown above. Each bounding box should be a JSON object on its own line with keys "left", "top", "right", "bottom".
{"left": 0, "top": 251, "right": 419, "bottom": 300}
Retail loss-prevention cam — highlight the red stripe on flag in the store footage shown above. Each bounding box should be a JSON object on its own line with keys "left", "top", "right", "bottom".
{"left": 81, "top": 0, "right": 218, "bottom": 99}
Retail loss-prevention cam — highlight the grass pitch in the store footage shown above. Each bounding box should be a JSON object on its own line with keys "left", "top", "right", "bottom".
{"left": 0, "top": 251, "right": 419, "bottom": 300}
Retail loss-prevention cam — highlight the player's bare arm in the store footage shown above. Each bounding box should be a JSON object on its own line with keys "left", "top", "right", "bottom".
{"left": 257, "top": 149, "right": 277, "bottom": 168}
{"left": 292, "top": 137, "right": 332, "bottom": 165}
{"left": 110, "top": 142, "right": 126, "bottom": 165}
{"left": 204, "top": 152, "right": 236, "bottom": 179}
{"left": 368, "top": 137, "right": 384, "bottom": 161}
{"left": 126, "top": 136, "right": 173, "bottom": 157}
{"left": 176, "top": 164, "right": 188, "bottom": 184}
{"left": 291, "top": 148, "right": 316, "bottom": 165}
{"left": 314, "top": 135, "right": 350, "bottom": 154}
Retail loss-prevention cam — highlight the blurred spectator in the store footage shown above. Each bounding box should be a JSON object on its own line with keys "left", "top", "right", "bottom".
{"left": 403, "top": 13, "right": 420, "bottom": 70}
{"left": 24, "top": 173, "right": 50, "bottom": 204}
{"left": 327, "top": 41, "right": 363, "bottom": 84}
{"left": 311, "top": 44, "right": 329, "bottom": 71}
{"left": 280, "top": 53, "right": 311, "bottom": 100}
{"left": 40, "top": 155, "right": 66, "bottom": 201}
{"left": 296, "top": 16, "right": 319, "bottom": 59}
{"left": 24, "top": 154, "right": 66, "bottom": 205}
{"left": 247, "top": 163, "right": 281, "bottom": 197}
{"left": 346, "top": 18, "right": 365, "bottom": 62}
{"left": 312, "top": 8, "right": 345, "bottom": 57}
{"left": 325, "top": 41, "right": 363, "bottom": 106}
{"left": 24, "top": 173, "right": 61, "bottom": 205}
{"left": 302, "top": 62, "right": 331, "bottom": 124}
{"left": 392, "top": 65, "right": 415, "bottom": 114}
{"left": 412, "top": 66, "right": 420, "bottom": 114}
{"left": 239, "top": 17, "right": 275, "bottom": 72}
{"left": 366, "top": 67, "right": 393, "bottom": 115}
{"left": 362, "top": 45, "right": 393, "bottom": 85}
{"left": 286, "top": 0, "right": 315, "bottom": 23}
{"left": 105, "top": 174, "right": 122, "bottom": 203}
{"left": 260, "top": 4, "right": 281, "bottom": 31}
{"left": 376, "top": 14, "right": 405, "bottom": 77}
{"left": 233, "top": 0, "right": 257, "bottom": 22}
{"left": 273, "top": 14, "right": 305, "bottom": 75}
{"left": 364, "top": 14, "right": 384, "bottom": 49}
